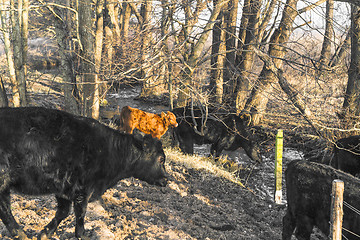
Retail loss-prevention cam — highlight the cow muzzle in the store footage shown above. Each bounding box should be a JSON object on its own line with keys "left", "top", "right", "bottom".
{"left": 155, "top": 177, "right": 168, "bottom": 187}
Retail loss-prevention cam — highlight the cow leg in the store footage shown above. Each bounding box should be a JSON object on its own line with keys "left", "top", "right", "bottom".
{"left": 210, "top": 141, "right": 224, "bottom": 159}
{"left": 282, "top": 209, "right": 296, "bottom": 240}
{"left": 294, "top": 215, "right": 313, "bottom": 240}
{"left": 73, "top": 193, "right": 89, "bottom": 239}
{"left": 38, "top": 196, "right": 71, "bottom": 239}
{"left": 0, "top": 188, "right": 28, "bottom": 239}
{"left": 178, "top": 133, "right": 194, "bottom": 154}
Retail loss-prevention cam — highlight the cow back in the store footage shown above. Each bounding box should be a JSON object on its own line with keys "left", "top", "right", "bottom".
{"left": 332, "top": 135, "right": 360, "bottom": 176}
{"left": 285, "top": 160, "right": 360, "bottom": 239}
{"left": 0, "top": 107, "right": 167, "bottom": 199}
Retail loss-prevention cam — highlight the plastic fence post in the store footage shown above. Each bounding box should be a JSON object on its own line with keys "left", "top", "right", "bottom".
{"left": 274, "top": 129, "right": 283, "bottom": 204}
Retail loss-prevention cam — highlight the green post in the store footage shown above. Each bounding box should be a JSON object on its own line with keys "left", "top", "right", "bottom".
{"left": 275, "top": 129, "right": 283, "bottom": 204}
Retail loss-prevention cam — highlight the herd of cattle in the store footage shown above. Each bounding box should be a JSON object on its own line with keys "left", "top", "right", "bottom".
{"left": 0, "top": 106, "right": 358, "bottom": 239}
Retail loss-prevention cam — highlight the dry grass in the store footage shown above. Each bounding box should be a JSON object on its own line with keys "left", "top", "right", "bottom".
{"left": 164, "top": 147, "right": 245, "bottom": 188}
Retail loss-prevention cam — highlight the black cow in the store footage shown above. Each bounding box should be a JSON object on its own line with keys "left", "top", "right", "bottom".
{"left": 172, "top": 107, "right": 262, "bottom": 163}
{"left": 332, "top": 135, "right": 360, "bottom": 176}
{"left": 283, "top": 160, "right": 360, "bottom": 240}
{"left": 0, "top": 107, "right": 167, "bottom": 239}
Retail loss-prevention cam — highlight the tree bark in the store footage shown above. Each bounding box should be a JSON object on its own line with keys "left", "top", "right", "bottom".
{"left": 319, "top": 0, "right": 334, "bottom": 70}
{"left": 176, "top": 0, "right": 230, "bottom": 107}
{"left": 222, "top": 0, "right": 239, "bottom": 105}
{"left": 242, "top": 0, "right": 299, "bottom": 125}
{"left": 224, "top": 0, "right": 250, "bottom": 102}
{"left": 139, "top": 0, "right": 155, "bottom": 97}
{"left": 0, "top": 0, "right": 20, "bottom": 107}
{"left": 92, "top": 0, "right": 105, "bottom": 120}
{"left": 11, "top": 0, "right": 28, "bottom": 106}
{"left": 234, "top": 0, "right": 261, "bottom": 112}
{"left": 0, "top": 75, "right": 8, "bottom": 107}
{"left": 209, "top": 0, "right": 225, "bottom": 104}
{"left": 79, "top": 0, "right": 96, "bottom": 117}
{"left": 121, "top": 1, "right": 132, "bottom": 41}
{"left": 330, "top": 29, "right": 351, "bottom": 68}
{"left": 341, "top": 4, "right": 360, "bottom": 126}
{"left": 51, "top": 4, "right": 80, "bottom": 115}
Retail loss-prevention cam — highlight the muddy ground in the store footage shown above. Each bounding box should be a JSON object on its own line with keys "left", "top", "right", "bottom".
{"left": 0, "top": 147, "right": 328, "bottom": 240}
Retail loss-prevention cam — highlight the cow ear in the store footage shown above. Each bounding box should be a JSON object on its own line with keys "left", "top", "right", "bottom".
{"left": 161, "top": 112, "right": 167, "bottom": 118}
{"left": 142, "top": 134, "right": 154, "bottom": 151}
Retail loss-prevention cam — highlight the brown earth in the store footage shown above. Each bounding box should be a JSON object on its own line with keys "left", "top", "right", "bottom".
{"left": 0, "top": 147, "right": 327, "bottom": 240}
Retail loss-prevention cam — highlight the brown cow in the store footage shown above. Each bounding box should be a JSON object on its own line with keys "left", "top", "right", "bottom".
{"left": 119, "top": 106, "right": 178, "bottom": 139}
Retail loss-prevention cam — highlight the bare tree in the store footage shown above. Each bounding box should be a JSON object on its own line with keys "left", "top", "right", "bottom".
{"left": 234, "top": 0, "right": 261, "bottom": 112}
{"left": 242, "top": 0, "right": 326, "bottom": 125}
{"left": 221, "top": 0, "right": 239, "bottom": 106}
{"left": 0, "top": 0, "right": 20, "bottom": 107}
{"left": 319, "top": 0, "right": 334, "bottom": 70}
{"left": 177, "top": 0, "right": 230, "bottom": 107}
{"left": 10, "top": 0, "right": 29, "bottom": 106}
{"left": 79, "top": 0, "right": 96, "bottom": 117}
{"left": 50, "top": 3, "right": 80, "bottom": 115}
{"left": 93, "top": 0, "right": 105, "bottom": 120}
{"left": 209, "top": 0, "right": 226, "bottom": 104}
{"left": 341, "top": 4, "right": 360, "bottom": 125}
{"left": 330, "top": 29, "right": 351, "bottom": 68}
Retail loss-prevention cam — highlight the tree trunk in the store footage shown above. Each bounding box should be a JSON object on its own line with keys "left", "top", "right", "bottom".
{"left": 341, "top": 4, "right": 360, "bottom": 126}
{"left": 161, "top": 0, "right": 175, "bottom": 109}
{"left": 0, "top": 75, "right": 8, "bottom": 107}
{"left": 243, "top": 0, "right": 299, "bottom": 125}
{"left": 92, "top": 0, "right": 105, "bottom": 120}
{"left": 234, "top": 0, "right": 261, "bottom": 112}
{"left": 253, "top": 47, "right": 318, "bottom": 133}
{"left": 223, "top": 0, "right": 250, "bottom": 102}
{"left": 319, "top": 0, "right": 334, "bottom": 70}
{"left": 51, "top": 4, "right": 80, "bottom": 115}
{"left": 258, "top": 0, "right": 277, "bottom": 43}
{"left": 106, "top": 0, "right": 120, "bottom": 42}
{"left": 209, "top": 0, "right": 225, "bottom": 105}
{"left": 11, "top": 0, "right": 28, "bottom": 106}
{"left": 330, "top": 29, "right": 350, "bottom": 68}
{"left": 0, "top": 0, "right": 20, "bottom": 107}
{"left": 176, "top": 0, "right": 230, "bottom": 107}
{"left": 79, "top": 0, "right": 96, "bottom": 117}
{"left": 222, "top": 0, "right": 239, "bottom": 106}
{"left": 139, "top": 0, "right": 155, "bottom": 97}
{"left": 121, "top": 1, "right": 132, "bottom": 41}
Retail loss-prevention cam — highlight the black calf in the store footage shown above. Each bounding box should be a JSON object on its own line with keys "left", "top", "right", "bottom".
{"left": 0, "top": 107, "right": 167, "bottom": 239}
{"left": 172, "top": 107, "right": 262, "bottom": 163}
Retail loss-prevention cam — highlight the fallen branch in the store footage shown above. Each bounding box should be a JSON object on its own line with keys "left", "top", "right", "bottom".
{"left": 253, "top": 47, "right": 322, "bottom": 137}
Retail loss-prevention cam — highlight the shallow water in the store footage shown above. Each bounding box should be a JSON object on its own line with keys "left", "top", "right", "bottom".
{"left": 109, "top": 86, "right": 169, "bottom": 114}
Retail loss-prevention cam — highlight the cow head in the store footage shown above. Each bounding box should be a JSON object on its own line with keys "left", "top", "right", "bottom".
{"left": 133, "top": 135, "right": 168, "bottom": 186}
{"left": 232, "top": 114, "right": 262, "bottom": 163}
{"left": 161, "top": 111, "right": 178, "bottom": 128}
